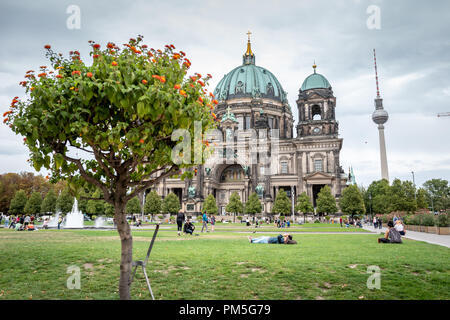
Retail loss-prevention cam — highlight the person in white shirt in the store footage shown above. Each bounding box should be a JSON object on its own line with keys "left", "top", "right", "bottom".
{"left": 394, "top": 220, "right": 406, "bottom": 236}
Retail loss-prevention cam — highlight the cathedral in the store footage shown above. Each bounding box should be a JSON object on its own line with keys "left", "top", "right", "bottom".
{"left": 151, "top": 35, "right": 348, "bottom": 216}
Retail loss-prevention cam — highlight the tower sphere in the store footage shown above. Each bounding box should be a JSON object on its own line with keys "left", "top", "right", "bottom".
{"left": 372, "top": 109, "right": 389, "bottom": 124}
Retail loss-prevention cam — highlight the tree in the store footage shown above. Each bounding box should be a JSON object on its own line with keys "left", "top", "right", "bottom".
{"left": 203, "top": 194, "right": 218, "bottom": 215}
{"left": 390, "top": 179, "right": 417, "bottom": 213}
{"left": 56, "top": 189, "right": 74, "bottom": 214}
{"left": 272, "top": 189, "right": 291, "bottom": 216}
{"left": 416, "top": 188, "right": 429, "bottom": 209}
{"left": 366, "top": 179, "right": 391, "bottom": 214}
{"left": 244, "top": 192, "right": 262, "bottom": 218}
{"left": 9, "top": 190, "right": 28, "bottom": 215}
{"left": 5, "top": 36, "right": 216, "bottom": 299}
{"left": 24, "top": 192, "right": 43, "bottom": 215}
{"left": 126, "top": 197, "right": 141, "bottom": 215}
{"left": 423, "top": 179, "right": 450, "bottom": 211}
{"left": 226, "top": 192, "right": 243, "bottom": 223}
{"left": 162, "top": 192, "right": 181, "bottom": 215}
{"left": 295, "top": 192, "right": 314, "bottom": 223}
{"left": 316, "top": 185, "right": 338, "bottom": 216}
{"left": 339, "top": 185, "right": 365, "bottom": 218}
{"left": 104, "top": 202, "right": 114, "bottom": 216}
{"left": 41, "top": 189, "right": 57, "bottom": 214}
{"left": 144, "top": 191, "right": 162, "bottom": 221}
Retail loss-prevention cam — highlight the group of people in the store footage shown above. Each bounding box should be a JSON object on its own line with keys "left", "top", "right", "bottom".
{"left": 175, "top": 210, "right": 216, "bottom": 236}
{"left": 1, "top": 214, "right": 37, "bottom": 231}
{"left": 372, "top": 216, "right": 383, "bottom": 229}
{"left": 274, "top": 218, "right": 290, "bottom": 228}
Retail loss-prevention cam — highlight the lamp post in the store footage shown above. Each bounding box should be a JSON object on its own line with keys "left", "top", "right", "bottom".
{"left": 411, "top": 171, "right": 416, "bottom": 202}
{"left": 369, "top": 192, "right": 373, "bottom": 222}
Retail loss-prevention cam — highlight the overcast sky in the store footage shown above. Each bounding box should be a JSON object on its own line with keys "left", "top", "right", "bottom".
{"left": 1, "top": 0, "right": 449, "bottom": 188}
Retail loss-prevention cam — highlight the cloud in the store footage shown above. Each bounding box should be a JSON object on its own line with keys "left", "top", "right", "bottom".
{"left": 0, "top": 0, "right": 449, "bottom": 188}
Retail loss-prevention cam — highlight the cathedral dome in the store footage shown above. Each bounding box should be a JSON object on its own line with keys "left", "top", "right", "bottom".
{"left": 213, "top": 36, "right": 288, "bottom": 104}
{"left": 300, "top": 64, "right": 331, "bottom": 91}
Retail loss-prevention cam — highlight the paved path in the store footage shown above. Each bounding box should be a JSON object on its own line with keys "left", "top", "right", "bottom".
{"left": 362, "top": 225, "right": 450, "bottom": 248}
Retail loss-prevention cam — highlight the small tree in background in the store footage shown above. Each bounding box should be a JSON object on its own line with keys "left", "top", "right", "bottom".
{"left": 162, "top": 192, "right": 181, "bottom": 215}
{"left": 144, "top": 191, "right": 162, "bottom": 221}
{"left": 41, "top": 189, "right": 57, "bottom": 214}
{"left": 272, "top": 189, "right": 291, "bottom": 217}
{"left": 316, "top": 185, "right": 338, "bottom": 217}
{"left": 339, "top": 185, "right": 365, "bottom": 219}
{"left": 56, "top": 189, "right": 74, "bottom": 214}
{"left": 226, "top": 191, "right": 243, "bottom": 223}
{"left": 244, "top": 192, "right": 262, "bottom": 220}
{"left": 24, "top": 192, "right": 42, "bottom": 215}
{"left": 416, "top": 188, "right": 429, "bottom": 209}
{"left": 295, "top": 192, "right": 314, "bottom": 223}
{"left": 9, "top": 190, "right": 28, "bottom": 215}
{"left": 203, "top": 194, "right": 218, "bottom": 215}
{"left": 126, "top": 197, "right": 142, "bottom": 215}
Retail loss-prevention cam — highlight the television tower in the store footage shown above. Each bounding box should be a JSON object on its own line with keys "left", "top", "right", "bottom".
{"left": 371, "top": 49, "right": 389, "bottom": 181}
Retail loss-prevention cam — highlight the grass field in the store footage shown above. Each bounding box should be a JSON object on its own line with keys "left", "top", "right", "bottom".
{"left": 0, "top": 225, "right": 448, "bottom": 300}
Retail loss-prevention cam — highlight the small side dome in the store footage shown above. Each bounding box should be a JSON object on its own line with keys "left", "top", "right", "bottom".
{"left": 300, "top": 64, "right": 331, "bottom": 91}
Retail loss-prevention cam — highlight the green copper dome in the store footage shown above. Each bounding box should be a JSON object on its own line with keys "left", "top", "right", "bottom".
{"left": 213, "top": 38, "right": 288, "bottom": 104}
{"left": 214, "top": 64, "right": 288, "bottom": 103}
{"left": 301, "top": 66, "right": 331, "bottom": 91}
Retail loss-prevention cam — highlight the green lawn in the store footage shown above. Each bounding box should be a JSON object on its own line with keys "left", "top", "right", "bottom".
{"left": 0, "top": 227, "right": 448, "bottom": 300}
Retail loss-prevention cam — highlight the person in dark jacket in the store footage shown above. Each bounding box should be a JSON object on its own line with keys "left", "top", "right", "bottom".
{"left": 378, "top": 221, "right": 402, "bottom": 243}
{"left": 176, "top": 209, "right": 185, "bottom": 236}
{"left": 183, "top": 219, "right": 195, "bottom": 235}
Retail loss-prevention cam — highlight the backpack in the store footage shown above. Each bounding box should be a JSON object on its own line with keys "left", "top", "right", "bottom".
{"left": 389, "top": 228, "right": 402, "bottom": 243}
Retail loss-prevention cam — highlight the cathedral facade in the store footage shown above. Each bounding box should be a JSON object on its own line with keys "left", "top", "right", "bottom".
{"left": 151, "top": 37, "right": 347, "bottom": 216}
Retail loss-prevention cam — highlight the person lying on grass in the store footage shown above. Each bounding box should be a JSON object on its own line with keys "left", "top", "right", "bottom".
{"left": 378, "top": 220, "right": 402, "bottom": 244}
{"left": 248, "top": 233, "right": 297, "bottom": 244}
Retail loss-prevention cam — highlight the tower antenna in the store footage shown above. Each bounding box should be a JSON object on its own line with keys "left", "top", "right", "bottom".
{"left": 373, "top": 49, "right": 381, "bottom": 98}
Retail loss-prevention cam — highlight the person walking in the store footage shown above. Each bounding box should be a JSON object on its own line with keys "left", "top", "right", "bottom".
{"left": 377, "top": 217, "right": 382, "bottom": 229}
{"left": 176, "top": 209, "right": 185, "bottom": 236}
{"left": 57, "top": 216, "right": 63, "bottom": 230}
{"left": 210, "top": 214, "right": 216, "bottom": 232}
{"left": 4, "top": 215, "right": 9, "bottom": 228}
{"left": 373, "top": 216, "right": 378, "bottom": 229}
{"left": 201, "top": 211, "right": 208, "bottom": 232}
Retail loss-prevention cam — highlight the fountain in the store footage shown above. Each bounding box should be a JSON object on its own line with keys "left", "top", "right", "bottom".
{"left": 48, "top": 212, "right": 61, "bottom": 228}
{"left": 94, "top": 216, "right": 107, "bottom": 228}
{"left": 64, "top": 198, "right": 84, "bottom": 229}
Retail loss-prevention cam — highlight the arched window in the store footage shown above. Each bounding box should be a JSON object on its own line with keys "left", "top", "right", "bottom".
{"left": 312, "top": 105, "right": 322, "bottom": 120}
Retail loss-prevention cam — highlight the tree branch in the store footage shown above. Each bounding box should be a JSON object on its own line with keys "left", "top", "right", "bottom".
{"left": 125, "top": 164, "right": 179, "bottom": 202}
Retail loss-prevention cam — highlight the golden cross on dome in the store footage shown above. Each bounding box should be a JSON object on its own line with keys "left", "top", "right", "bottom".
{"left": 247, "top": 30, "right": 252, "bottom": 41}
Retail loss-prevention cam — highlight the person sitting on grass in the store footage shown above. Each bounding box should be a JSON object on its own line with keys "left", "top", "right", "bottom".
{"left": 26, "top": 223, "right": 35, "bottom": 231}
{"left": 248, "top": 233, "right": 297, "bottom": 244}
{"left": 183, "top": 219, "right": 195, "bottom": 235}
{"left": 14, "top": 222, "right": 23, "bottom": 231}
{"left": 394, "top": 220, "right": 406, "bottom": 236}
{"left": 378, "top": 220, "right": 402, "bottom": 244}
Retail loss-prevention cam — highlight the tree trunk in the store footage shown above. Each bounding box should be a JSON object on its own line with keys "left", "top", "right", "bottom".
{"left": 115, "top": 202, "right": 133, "bottom": 300}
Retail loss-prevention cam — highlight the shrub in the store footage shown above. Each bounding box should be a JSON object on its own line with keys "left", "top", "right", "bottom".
{"left": 435, "top": 214, "right": 449, "bottom": 227}
{"left": 314, "top": 219, "right": 320, "bottom": 223}
{"left": 157, "top": 215, "right": 164, "bottom": 220}
{"left": 279, "top": 216, "right": 285, "bottom": 221}
{"left": 325, "top": 216, "right": 331, "bottom": 221}
{"left": 421, "top": 214, "right": 435, "bottom": 226}
{"left": 237, "top": 216, "right": 243, "bottom": 222}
